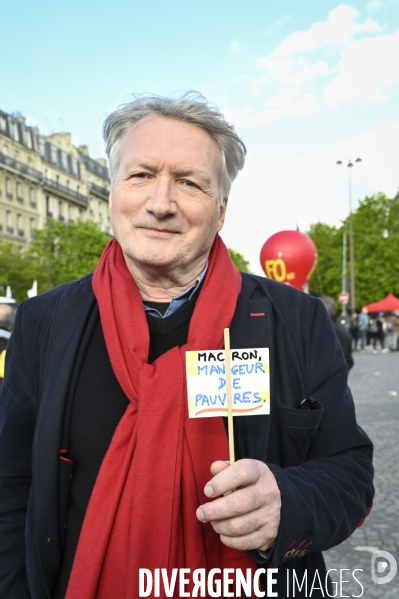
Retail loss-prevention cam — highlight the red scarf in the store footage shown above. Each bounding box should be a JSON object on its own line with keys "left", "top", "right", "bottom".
{"left": 65, "top": 235, "right": 256, "bottom": 599}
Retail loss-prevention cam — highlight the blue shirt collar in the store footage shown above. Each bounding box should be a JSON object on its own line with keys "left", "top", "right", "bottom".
{"left": 143, "top": 263, "right": 208, "bottom": 319}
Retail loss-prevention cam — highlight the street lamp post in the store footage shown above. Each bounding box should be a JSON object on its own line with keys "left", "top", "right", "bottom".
{"left": 336, "top": 158, "right": 361, "bottom": 313}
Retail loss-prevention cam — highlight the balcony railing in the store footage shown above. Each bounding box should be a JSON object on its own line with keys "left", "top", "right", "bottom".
{"left": 18, "top": 229, "right": 25, "bottom": 237}
{"left": 88, "top": 181, "right": 110, "bottom": 201}
{"left": 17, "top": 196, "right": 24, "bottom": 204}
{"left": 6, "top": 192, "right": 13, "bottom": 200}
{"left": 0, "top": 153, "right": 42, "bottom": 182}
{"left": 6, "top": 226, "right": 14, "bottom": 235}
{"left": 58, "top": 214, "right": 65, "bottom": 221}
{"left": 42, "top": 178, "right": 88, "bottom": 205}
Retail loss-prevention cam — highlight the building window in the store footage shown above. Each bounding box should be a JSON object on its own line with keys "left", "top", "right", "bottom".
{"left": 13, "top": 150, "right": 19, "bottom": 161}
{"left": 30, "top": 218, "right": 35, "bottom": 237}
{"left": 6, "top": 178, "right": 12, "bottom": 199}
{"left": 0, "top": 116, "right": 6, "bottom": 131}
{"left": 46, "top": 195, "right": 53, "bottom": 217}
{"left": 71, "top": 158, "right": 78, "bottom": 176}
{"left": 51, "top": 146, "right": 58, "bottom": 164}
{"left": 6, "top": 211, "right": 13, "bottom": 234}
{"left": 17, "top": 214, "right": 24, "bottom": 236}
{"left": 12, "top": 122, "right": 20, "bottom": 142}
{"left": 29, "top": 187, "right": 36, "bottom": 207}
{"left": 38, "top": 138, "right": 45, "bottom": 156}
{"left": 16, "top": 182, "right": 23, "bottom": 203}
{"left": 25, "top": 130, "right": 32, "bottom": 149}
{"left": 58, "top": 200, "right": 64, "bottom": 221}
{"left": 2, "top": 145, "right": 7, "bottom": 156}
{"left": 61, "top": 152, "right": 68, "bottom": 170}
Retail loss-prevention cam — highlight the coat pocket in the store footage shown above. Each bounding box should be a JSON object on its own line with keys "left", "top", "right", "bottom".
{"left": 279, "top": 402, "right": 324, "bottom": 467}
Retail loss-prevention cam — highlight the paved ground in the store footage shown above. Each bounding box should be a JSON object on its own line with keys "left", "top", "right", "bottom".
{"left": 323, "top": 349, "right": 399, "bottom": 598}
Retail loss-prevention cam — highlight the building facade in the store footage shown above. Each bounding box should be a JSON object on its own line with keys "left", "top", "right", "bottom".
{"left": 0, "top": 109, "right": 111, "bottom": 245}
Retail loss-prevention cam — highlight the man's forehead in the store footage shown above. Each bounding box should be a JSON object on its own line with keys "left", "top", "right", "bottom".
{"left": 118, "top": 116, "right": 222, "bottom": 175}
{"left": 122, "top": 115, "right": 218, "bottom": 152}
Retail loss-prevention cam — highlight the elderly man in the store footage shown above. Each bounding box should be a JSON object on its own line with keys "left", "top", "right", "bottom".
{"left": 0, "top": 94, "right": 373, "bottom": 599}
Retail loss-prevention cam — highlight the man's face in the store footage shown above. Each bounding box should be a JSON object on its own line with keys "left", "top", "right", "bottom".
{"left": 109, "top": 115, "right": 227, "bottom": 279}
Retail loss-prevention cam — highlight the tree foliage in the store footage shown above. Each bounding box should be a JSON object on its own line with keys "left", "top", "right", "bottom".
{"left": 308, "top": 193, "right": 399, "bottom": 309}
{"left": 228, "top": 248, "right": 251, "bottom": 273}
{"left": 0, "top": 221, "right": 109, "bottom": 302}
{"left": 29, "top": 220, "right": 110, "bottom": 290}
{"left": 0, "top": 241, "right": 44, "bottom": 303}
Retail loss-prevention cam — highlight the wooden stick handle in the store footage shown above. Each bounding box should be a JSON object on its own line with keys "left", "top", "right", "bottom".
{"left": 224, "top": 328, "right": 235, "bottom": 465}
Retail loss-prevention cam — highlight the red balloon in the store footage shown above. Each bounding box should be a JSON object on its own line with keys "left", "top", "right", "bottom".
{"left": 260, "top": 230, "right": 318, "bottom": 291}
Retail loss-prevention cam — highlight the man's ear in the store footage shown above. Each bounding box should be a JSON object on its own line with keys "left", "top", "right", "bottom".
{"left": 217, "top": 197, "right": 228, "bottom": 232}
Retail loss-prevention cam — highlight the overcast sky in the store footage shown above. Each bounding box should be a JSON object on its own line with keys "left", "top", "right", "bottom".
{"left": 2, "top": 0, "right": 399, "bottom": 274}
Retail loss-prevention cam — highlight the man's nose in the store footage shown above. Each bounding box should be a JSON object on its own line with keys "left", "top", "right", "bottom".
{"left": 146, "top": 176, "right": 177, "bottom": 217}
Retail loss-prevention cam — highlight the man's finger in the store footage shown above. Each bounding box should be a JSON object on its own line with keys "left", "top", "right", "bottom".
{"left": 210, "top": 506, "right": 267, "bottom": 538}
{"left": 204, "top": 459, "right": 263, "bottom": 498}
{"left": 197, "top": 484, "right": 265, "bottom": 522}
{"left": 210, "top": 460, "right": 230, "bottom": 477}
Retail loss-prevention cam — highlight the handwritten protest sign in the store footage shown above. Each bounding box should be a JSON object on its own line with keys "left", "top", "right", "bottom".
{"left": 186, "top": 347, "right": 270, "bottom": 419}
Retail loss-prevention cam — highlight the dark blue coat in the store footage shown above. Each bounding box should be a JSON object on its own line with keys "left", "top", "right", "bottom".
{"left": 0, "top": 273, "right": 373, "bottom": 598}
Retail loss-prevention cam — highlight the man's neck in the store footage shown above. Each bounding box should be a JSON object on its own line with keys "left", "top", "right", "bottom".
{"left": 125, "top": 258, "right": 208, "bottom": 302}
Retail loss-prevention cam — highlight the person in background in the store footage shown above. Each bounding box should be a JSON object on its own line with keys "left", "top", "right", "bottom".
{"left": 375, "top": 312, "right": 389, "bottom": 353}
{"left": 349, "top": 311, "right": 359, "bottom": 351}
{"left": 358, "top": 307, "right": 369, "bottom": 353}
{"left": 394, "top": 312, "right": 399, "bottom": 351}
{"left": 367, "top": 315, "right": 378, "bottom": 349}
{"left": 383, "top": 315, "right": 394, "bottom": 351}
{"left": 320, "top": 296, "right": 354, "bottom": 371}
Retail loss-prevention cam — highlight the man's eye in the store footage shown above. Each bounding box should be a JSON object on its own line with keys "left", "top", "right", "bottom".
{"left": 183, "top": 180, "right": 198, "bottom": 188}
{"left": 131, "top": 172, "right": 148, "bottom": 179}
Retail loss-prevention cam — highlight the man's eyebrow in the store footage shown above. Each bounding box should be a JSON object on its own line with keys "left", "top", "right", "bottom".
{"left": 172, "top": 168, "right": 212, "bottom": 187}
{"left": 122, "top": 161, "right": 157, "bottom": 174}
{"left": 123, "top": 161, "right": 213, "bottom": 187}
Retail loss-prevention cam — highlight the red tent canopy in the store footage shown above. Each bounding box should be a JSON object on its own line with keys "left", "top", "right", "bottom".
{"left": 363, "top": 293, "right": 399, "bottom": 313}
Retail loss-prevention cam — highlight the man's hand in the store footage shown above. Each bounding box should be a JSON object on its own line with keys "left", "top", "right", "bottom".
{"left": 196, "top": 459, "right": 281, "bottom": 552}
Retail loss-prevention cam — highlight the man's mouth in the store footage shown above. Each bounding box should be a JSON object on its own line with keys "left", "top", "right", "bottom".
{"left": 138, "top": 226, "right": 180, "bottom": 238}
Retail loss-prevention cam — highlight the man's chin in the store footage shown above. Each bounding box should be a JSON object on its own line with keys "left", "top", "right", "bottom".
{"left": 124, "top": 250, "right": 180, "bottom": 271}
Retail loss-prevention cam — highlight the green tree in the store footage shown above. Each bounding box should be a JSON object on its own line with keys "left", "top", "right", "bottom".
{"left": 29, "top": 220, "right": 110, "bottom": 290}
{"left": 307, "top": 222, "right": 343, "bottom": 299}
{"left": 307, "top": 193, "right": 399, "bottom": 309}
{"left": 228, "top": 248, "right": 251, "bottom": 273}
{"left": 0, "top": 241, "right": 45, "bottom": 303}
{"left": 352, "top": 193, "right": 399, "bottom": 306}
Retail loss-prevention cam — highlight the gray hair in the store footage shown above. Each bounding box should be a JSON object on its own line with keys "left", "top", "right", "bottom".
{"left": 320, "top": 296, "right": 337, "bottom": 319}
{"left": 103, "top": 91, "right": 246, "bottom": 201}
